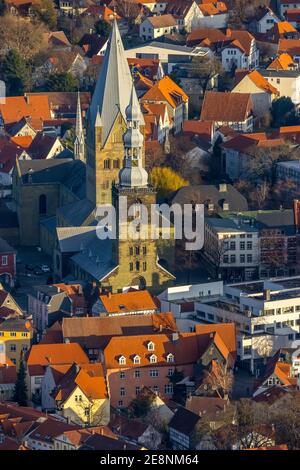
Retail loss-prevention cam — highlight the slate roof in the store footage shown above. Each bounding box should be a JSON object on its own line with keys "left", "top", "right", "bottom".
{"left": 57, "top": 199, "right": 95, "bottom": 227}
{"left": 79, "top": 433, "right": 139, "bottom": 450}
{"left": 219, "top": 209, "right": 295, "bottom": 235}
{"left": 171, "top": 184, "right": 248, "bottom": 212}
{"left": 56, "top": 226, "right": 97, "bottom": 252}
{"left": 89, "top": 20, "right": 144, "bottom": 146}
{"left": 169, "top": 406, "right": 200, "bottom": 435}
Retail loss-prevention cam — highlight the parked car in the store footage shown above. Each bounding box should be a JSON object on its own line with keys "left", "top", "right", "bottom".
{"left": 40, "top": 265, "right": 51, "bottom": 273}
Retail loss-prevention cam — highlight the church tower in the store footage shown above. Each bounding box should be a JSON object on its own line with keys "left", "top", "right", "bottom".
{"left": 74, "top": 92, "right": 85, "bottom": 161}
{"left": 109, "top": 86, "right": 175, "bottom": 294}
{"left": 86, "top": 20, "right": 145, "bottom": 207}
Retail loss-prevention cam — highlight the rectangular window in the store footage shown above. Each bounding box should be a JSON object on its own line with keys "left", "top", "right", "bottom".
{"left": 164, "top": 384, "right": 173, "bottom": 395}
{"left": 240, "top": 242, "right": 245, "bottom": 250}
{"left": 1, "top": 256, "right": 8, "bottom": 266}
{"left": 150, "top": 369, "right": 158, "bottom": 377}
{"left": 247, "top": 242, "right": 252, "bottom": 250}
{"left": 10, "top": 344, "right": 16, "bottom": 352}
{"left": 135, "top": 387, "right": 140, "bottom": 396}
{"left": 247, "top": 254, "right": 252, "bottom": 263}
{"left": 120, "top": 388, "right": 125, "bottom": 396}
{"left": 240, "top": 254, "right": 245, "bottom": 263}
{"left": 230, "top": 255, "right": 236, "bottom": 263}
{"left": 134, "top": 370, "right": 140, "bottom": 378}
{"left": 120, "top": 371, "right": 125, "bottom": 379}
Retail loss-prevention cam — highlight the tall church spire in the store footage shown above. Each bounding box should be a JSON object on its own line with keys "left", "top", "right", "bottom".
{"left": 74, "top": 91, "right": 85, "bottom": 161}
{"left": 119, "top": 85, "right": 148, "bottom": 188}
{"left": 88, "top": 19, "right": 144, "bottom": 146}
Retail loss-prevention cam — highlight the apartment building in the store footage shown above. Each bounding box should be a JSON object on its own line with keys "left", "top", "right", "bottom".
{"left": 203, "top": 218, "right": 260, "bottom": 282}
{"left": 195, "top": 276, "right": 300, "bottom": 374}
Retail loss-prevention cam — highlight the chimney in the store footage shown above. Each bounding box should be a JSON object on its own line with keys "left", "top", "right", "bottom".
{"left": 107, "top": 291, "right": 112, "bottom": 298}
{"left": 219, "top": 183, "right": 227, "bottom": 192}
{"left": 263, "top": 289, "right": 271, "bottom": 301}
{"left": 172, "top": 332, "right": 179, "bottom": 342}
{"left": 293, "top": 199, "right": 300, "bottom": 232}
{"left": 25, "top": 94, "right": 30, "bottom": 105}
{"left": 159, "top": 324, "right": 163, "bottom": 332}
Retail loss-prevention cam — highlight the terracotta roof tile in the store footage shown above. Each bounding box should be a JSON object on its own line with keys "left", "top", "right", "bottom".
{"left": 0, "top": 95, "right": 51, "bottom": 129}
{"left": 200, "top": 91, "right": 252, "bottom": 122}
{"left": 27, "top": 343, "right": 89, "bottom": 369}
{"left": 267, "top": 52, "right": 294, "bottom": 70}
{"left": 141, "top": 75, "right": 188, "bottom": 109}
{"left": 147, "top": 14, "right": 177, "bottom": 28}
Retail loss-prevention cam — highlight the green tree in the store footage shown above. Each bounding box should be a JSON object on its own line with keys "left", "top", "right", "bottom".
{"left": 271, "top": 96, "right": 299, "bottom": 128}
{"left": 95, "top": 19, "right": 112, "bottom": 38}
{"left": 1, "top": 49, "right": 31, "bottom": 95}
{"left": 13, "top": 357, "right": 28, "bottom": 406}
{"left": 45, "top": 72, "right": 79, "bottom": 92}
{"left": 32, "top": 0, "right": 58, "bottom": 30}
{"left": 129, "top": 394, "right": 154, "bottom": 418}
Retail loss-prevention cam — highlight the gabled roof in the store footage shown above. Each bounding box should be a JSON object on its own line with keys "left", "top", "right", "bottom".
{"left": 270, "top": 20, "right": 297, "bottom": 36}
{"left": 147, "top": 13, "right": 177, "bottom": 28}
{"left": 200, "top": 91, "right": 252, "bottom": 122}
{"left": 278, "top": 38, "right": 300, "bottom": 55}
{"left": 141, "top": 75, "right": 188, "bottom": 109}
{"left": 267, "top": 52, "right": 294, "bottom": 70}
{"left": 222, "top": 29, "right": 255, "bottom": 55}
{"left": 187, "top": 27, "right": 226, "bottom": 46}
{"left": 0, "top": 136, "right": 26, "bottom": 173}
{"left": 88, "top": 20, "right": 144, "bottom": 146}
{"left": 234, "top": 69, "right": 279, "bottom": 95}
{"left": 0, "top": 95, "right": 51, "bottom": 129}
{"left": 43, "top": 31, "right": 71, "bottom": 48}
{"left": 26, "top": 343, "right": 89, "bottom": 370}
{"left": 99, "top": 290, "right": 157, "bottom": 314}
{"left": 199, "top": 1, "right": 227, "bottom": 16}
{"left": 169, "top": 406, "right": 200, "bottom": 435}
{"left": 52, "top": 363, "right": 108, "bottom": 403}
{"left": 27, "top": 132, "right": 61, "bottom": 160}
{"left": 62, "top": 313, "right": 177, "bottom": 350}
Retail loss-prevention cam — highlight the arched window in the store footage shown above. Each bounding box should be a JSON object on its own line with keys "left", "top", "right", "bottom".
{"left": 39, "top": 194, "right": 47, "bottom": 215}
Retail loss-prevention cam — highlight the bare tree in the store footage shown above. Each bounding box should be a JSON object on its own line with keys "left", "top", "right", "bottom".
{"left": 202, "top": 360, "right": 234, "bottom": 400}
{"left": 189, "top": 55, "right": 223, "bottom": 95}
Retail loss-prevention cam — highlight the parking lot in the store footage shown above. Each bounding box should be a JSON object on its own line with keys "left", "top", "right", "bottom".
{"left": 13, "top": 247, "right": 53, "bottom": 313}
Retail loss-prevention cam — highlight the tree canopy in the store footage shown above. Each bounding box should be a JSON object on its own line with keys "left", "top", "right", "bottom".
{"left": 45, "top": 72, "right": 79, "bottom": 92}
{"left": 271, "top": 96, "right": 299, "bottom": 128}
{"left": 13, "top": 357, "right": 28, "bottom": 406}
{"left": 150, "top": 167, "right": 189, "bottom": 199}
{"left": 1, "top": 49, "right": 31, "bottom": 95}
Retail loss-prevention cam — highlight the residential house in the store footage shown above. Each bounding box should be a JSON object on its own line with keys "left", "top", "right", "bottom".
{"left": 261, "top": 67, "right": 300, "bottom": 104}
{"left": 0, "top": 318, "right": 34, "bottom": 367}
{"left": 78, "top": 432, "right": 141, "bottom": 450}
{"left": 139, "top": 14, "right": 178, "bottom": 41}
{"left": 203, "top": 217, "right": 260, "bottom": 281}
{"left": 28, "top": 283, "right": 87, "bottom": 334}
{"left": 25, "top": 418, "right": 79, "bottom": 450}
{"left": 232, "top": 69, "right": 279, "bottom": 119}
{"left": 128, "top": 57, "right": 164, "bottom": 82}
{"left": 196, "top": 276, "right": 300, "bottom": 373}
{"left": 83, "top": 4, "right": 120, "bottom": 23}
{"left": 277, "top": 159, "right": 300, "bottom": 187}
{"left": 279, "top": 0, "right": 300, "bottom": 18}
{"left": 249, "top": 6, "right": 280, "bottom": 33}
{"left": 267, "top": 52, "right": 296, "bottom": 70}
{"left": 33, "top": 52, "right": 87, "bottom": 87}
{"left": 26, "top": 91, "right": 91, "bottom": 120}
{"left": 253, "top": 349, "right": 298, "bottom": 397}
{"left": 141, "top": 75, "right": 188, "bottom": 133}
{"left": 169, "top": 406, "right": 200, "bottom": 449}
{"left": 42, "top": 363, "right": 110, "bottom": 426}
{"left": 0, "top": 357, "right": 17, "bottom": 400}
{"left": 42, "top": 31, "right": 72, "bottom": 51}
{"left": 109, "top": 412, "right": 163, "bottom": 449}
{"left": 221, "top": 29, "right": 259, "bottom": 72}
{"left": 91, "top": 289, "right": 158, "bottom": 317}
{"left": 0, "top": 95, "right": 51, "bottom": 133}
{"left": 0, "top": 238, "right": 16, "bottom": 288}
{"left": 53, "top": 426, "right": 116, "bottom": 450}
{"left": 25, "top": 342, "right": 89, "bottom": 402}
{"left": 58, "top": 0, "right": 90, "bottom": 16}
{"left": 103, "top": 323, "right": 236, "bottom": 407}
{"left": 267, "top": 21, "right": 298, "bottom": 42}
{"left": 200, "top": 91, "right": 254, "bottom": 132}
{"left": 278, "top": 38, "right": 300, "bottom": 62}
{"left": 197, "top": 2, "right": 228, "bottom": 29}
{"left": 221, "top": 132, "right": 285, "bottom": 181}
{"left": 61, "top": 313, "right": 177, "bottom": 360}
{"left": 164, "top": 0, "right": 203, "bottom": 32}
{"left": 141, "top": 102, "right": 170, "bottom": 142}
{"left": 26, "top": 132, "right": 65, "bottom": 160}
{"left": 285, "top": 9, "right": 300, "bottom": 29}
{"left": 78, "top": 34, "right": 108, "bottom": 58}
{"left": 0, "top": 287, "right": 23, "bottom": 316}
{"left": 4, "top": 0, "right": 37, "bottom": 16}
{"left": 171, "top": 183, "right": 248, "bottom": 215}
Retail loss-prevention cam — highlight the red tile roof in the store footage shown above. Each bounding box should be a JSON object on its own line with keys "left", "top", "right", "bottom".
{"left": 99, "top": 290, "right": 157, "bottom": 314}
{"left": 26, "top": 343, "right": 89, "bottom": 374}
{"left": 0, "top": 95, "right": 51, "bottom": 130}
{"left": 200, "top": 91, "right": 252, "bottom": 122}
{"left": 142, "top": 76, "right": 188, "bottom": 109}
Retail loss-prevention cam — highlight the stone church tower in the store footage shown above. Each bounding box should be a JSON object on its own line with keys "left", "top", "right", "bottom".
{"left": 74, "top": 91, "right": 85, "bottom": 161}
{"left": 85, "top": 20, "right": 145, "bottom": 207}
{"left": 107, "top": 86, "right": 175, "bottom": 293}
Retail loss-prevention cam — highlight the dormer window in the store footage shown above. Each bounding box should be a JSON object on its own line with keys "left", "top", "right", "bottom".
{"left": 119, "top": 356, "right": 126, "bottom": 365}
{"left": 148, "top": 341, "right": 155, "bottom": 351}
{"left": 167, "top": 353, "right": 174, "bottom": 363}
{"left": 150, "top": 354, "right": 157, "bottom": 363}
{"left": 133, "top": 355, "right": 141, "bottom": 365}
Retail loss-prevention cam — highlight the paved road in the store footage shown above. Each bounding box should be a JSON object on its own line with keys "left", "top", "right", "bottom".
{"left": 12, "top": 247, "right": 53, "bottom": 313}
